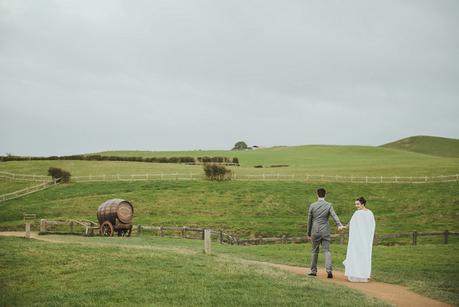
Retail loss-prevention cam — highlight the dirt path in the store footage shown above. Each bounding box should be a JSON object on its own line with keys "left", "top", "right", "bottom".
{"left": 0, "top": 232, "right": 451, "bottom": 307}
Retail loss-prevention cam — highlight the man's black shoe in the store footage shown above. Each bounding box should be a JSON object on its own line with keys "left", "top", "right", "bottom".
{"left": 327, "top": 272, "right": 333, "bottom": 279}
{"left": 308, "top": 272, "right": 317, "bottom": 277}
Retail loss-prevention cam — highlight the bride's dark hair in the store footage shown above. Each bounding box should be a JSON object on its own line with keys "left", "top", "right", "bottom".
{"left": 356, "top": 197, "right": 366, "bottom": 206}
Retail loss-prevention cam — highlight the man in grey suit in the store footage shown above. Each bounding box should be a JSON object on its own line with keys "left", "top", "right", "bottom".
{"left": 307, "top": 188, "right": 343, "bottom": 278}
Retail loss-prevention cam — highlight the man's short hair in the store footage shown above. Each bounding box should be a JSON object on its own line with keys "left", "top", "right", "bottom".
{"left": 317, "top": 188, "right": 326, "bottom": 198}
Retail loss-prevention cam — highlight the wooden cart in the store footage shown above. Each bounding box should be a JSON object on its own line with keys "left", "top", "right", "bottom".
{"left": 97, "top": 199, "right": 134, "bottom": 237}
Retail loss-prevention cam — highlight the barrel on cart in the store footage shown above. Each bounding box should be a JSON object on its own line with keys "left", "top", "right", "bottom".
{"left": 97, "top": 199, "right": 133, "bottom": 237}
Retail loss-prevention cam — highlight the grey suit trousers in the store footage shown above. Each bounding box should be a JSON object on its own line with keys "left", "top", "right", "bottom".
{"left": 310, "top": 231, "right": 332, "bottom": 273}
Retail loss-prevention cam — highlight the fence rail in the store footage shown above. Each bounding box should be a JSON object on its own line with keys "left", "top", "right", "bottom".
{"left": 36, "top": 220, "right": 458, "bottom": 246}
{"left": 0, "top": 181, "right": 57, "bottom": 203}
{"left": 0, "top": 171, "right": 50, "bottom": 182}
{"left": 2, "top": 171, "right": 458, "bottom": 184}
{"left": 70, "top": 173, "right": 459, "bottom": 184}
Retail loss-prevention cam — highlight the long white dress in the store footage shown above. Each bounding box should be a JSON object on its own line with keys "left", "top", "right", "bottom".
{"left": 343, "top": 209, "right": 375, "bottom": 282}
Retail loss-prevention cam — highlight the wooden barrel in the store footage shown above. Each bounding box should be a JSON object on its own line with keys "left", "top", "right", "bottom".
{"left": 97, "top": 199, "right": 133, "bottom": 225}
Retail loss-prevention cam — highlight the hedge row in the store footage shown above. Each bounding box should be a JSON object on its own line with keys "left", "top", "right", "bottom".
{"left": 0, "top": 155, "right": 240, "bottom": 165}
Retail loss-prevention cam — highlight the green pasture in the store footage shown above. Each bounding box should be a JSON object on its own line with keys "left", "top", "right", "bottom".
{"left": 382, "top": 135, "right": 459, "bottom": 158}
{"left": 2, "top": 143, "right": 458, "bottom": 178}
{"left": 99, "top": 144, "right": 459, "bottom": 176}
{"left": 0, "top": 181, "right": 457, "bottom": 238}
{"left": 0, "top": 236, "right": 388, "bottom": 307}
{"left": 0, "top": 179, "right": 36, "bottom": 195}
{"left": 1, "top": 235, "right": 457, "bottom": 306}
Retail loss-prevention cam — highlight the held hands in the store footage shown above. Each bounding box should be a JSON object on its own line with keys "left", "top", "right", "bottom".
{"left": 338, "top": 225, "right": 348, "bottom": 231}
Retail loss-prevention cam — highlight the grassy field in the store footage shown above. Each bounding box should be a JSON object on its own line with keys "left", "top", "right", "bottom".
{"left": 0, "top": 236, "right": 388, "bottom": 307}
{"left": 382, "top": 135, "right": 459, "bottom": 158}
{"left": 1, "top": 235, "right": 457, "bottom": 306}
{"left": 99, "top": 144, "right": 459, "bottom": 176}
{"left": 1, "top": 142, "right": 458, "bottom": 178}
{"left": 0, "top": 179, "right": 36, "bottom": 195}
{"left": 0, "top": 180, "right": 458, "bottom": 238}
{"left": 1, "top": 138, "right": 458, "bottom": 306}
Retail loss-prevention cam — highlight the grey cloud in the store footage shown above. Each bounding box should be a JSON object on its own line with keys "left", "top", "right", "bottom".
{"left": 0, "top": 0, "right": 458, "bottom": 155}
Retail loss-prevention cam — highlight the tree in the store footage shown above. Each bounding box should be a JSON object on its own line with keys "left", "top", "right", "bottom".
{"left": 48, "top": 167, "right": 71, "bottom": 183}
{"left": 203, "top": 164, "right": 232, "bottom": 181}
{"left": 232, "top": 141, "right": 248, "bottom": 150}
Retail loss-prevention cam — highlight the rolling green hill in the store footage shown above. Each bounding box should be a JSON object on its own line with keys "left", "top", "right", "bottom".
{"left": 95, "top": 144, "right": 459, "bottom": 176}
{"left": 381, "top": 135, "right": 459, "bottom": 158}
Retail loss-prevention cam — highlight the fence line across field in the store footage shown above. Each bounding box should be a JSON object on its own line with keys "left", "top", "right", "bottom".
{"left": 1, "top": 171, "right": 458, "bottom": 184}
{"left": 0, "top": 180, "right": 57, "bottom": 203}
{"left": 36, "top": 219, "right": 458, "bottom": 246}
{"left": 71, "top": 173, "right": 459, "bottom": 184}
{"left": 0, "top": 171, "right": 50, "bottom": 182}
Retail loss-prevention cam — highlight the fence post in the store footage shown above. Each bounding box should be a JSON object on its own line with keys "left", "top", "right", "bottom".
{"left": 25, "top": 222, "right": 31, "bottom": 239}
{"left": 137, "top": 225, "right": 142, "bottom": 236}
{"left": 182, "top": 226, "right": 186, "bottom": 238}
{"left": 159, "top": 226, "right": 164, "bottom": 237}
{"left": 339, "top": 232, "right": 344, "bottom": 245}
{"left": 365, "top": 176, "right": 368, "bottom": 184}
{"left": 412, "top": 231, "right": 417, "bottom": 245}
{"left": 219, "top": 230, "right": 223, "bottom": 244}
{"left": 444, "top": 230, "right": 449, "bottom": 244}
{"left": 69, "top": 221, "right": 74, "bottom": 234}
{"left": 380, "top": 176, "right": 383, "bottom": 183}
{"left": 203, "top": 229, "right": 211, "bottom": 254}
{"left": 40, "top": 219, "right": 46, "bottom": 234}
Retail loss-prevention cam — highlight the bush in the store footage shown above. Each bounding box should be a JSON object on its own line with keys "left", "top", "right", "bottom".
{"left": 232, "top": 157, "right": 240, "bottom": 165}
{"left": 203, "top": 164, "right": 232, "bottom": 181}
{"left": 47, "top": 167, "right": 71, "bottom": 183}
{"left": 254, "top": 165, "right": 263, "bottom": 168}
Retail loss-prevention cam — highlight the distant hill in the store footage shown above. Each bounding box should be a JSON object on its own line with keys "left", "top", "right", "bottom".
{"left": 381, "top": 136, "right": 459, "bottom": 158}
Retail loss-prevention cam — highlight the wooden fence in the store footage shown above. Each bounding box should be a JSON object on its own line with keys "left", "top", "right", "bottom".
{"left": 0, "top": 181, "right": 57, "bottom": 203}
{"left": 36, "top": 220, "right": 458, "bottom": 246}
{"left": 70, "top": 173, "right": 459, "bottom": 184}
{"left": 2, "top": 170, "right": 458, "bottom": 184}
{"left": 0, "top": 171, "right": 49, "bottom": 182}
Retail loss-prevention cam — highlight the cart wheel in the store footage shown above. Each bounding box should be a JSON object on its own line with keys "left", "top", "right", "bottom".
{"left": 100, "top": 221, "right": 114, "bottom": 237}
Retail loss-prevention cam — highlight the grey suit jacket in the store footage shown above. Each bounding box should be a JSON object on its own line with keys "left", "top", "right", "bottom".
{"left": 307, "top": 199, "right": 342, "bottom": 237}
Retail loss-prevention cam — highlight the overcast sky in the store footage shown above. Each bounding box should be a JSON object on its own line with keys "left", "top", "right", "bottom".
{"left": 1, "top": 0, "right": 458, "bottom": 155}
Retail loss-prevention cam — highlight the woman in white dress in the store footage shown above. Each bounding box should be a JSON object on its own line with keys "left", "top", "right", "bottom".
{"left": 342, "top": 197, "right": 376, "bottom": 282}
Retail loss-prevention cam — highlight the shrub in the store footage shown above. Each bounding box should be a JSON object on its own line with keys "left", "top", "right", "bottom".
{"left": 232, "top": 157, "right": 240, "bottom": 165}
{"left": 47, "top": 167, "right": 71, "bottom": 183}
{"left": 254, "top": 165, "right": 263, "bottom": 168}
{"left": 203, "top": 164, "right": 232, "bottom": 181}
